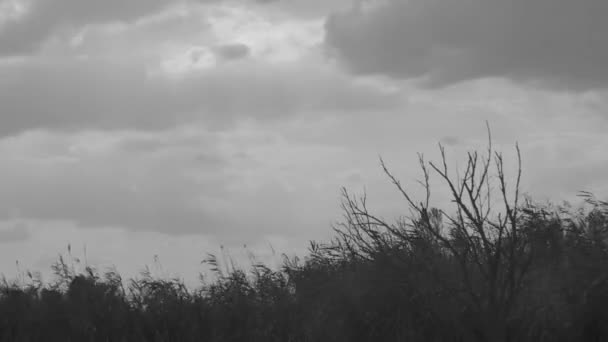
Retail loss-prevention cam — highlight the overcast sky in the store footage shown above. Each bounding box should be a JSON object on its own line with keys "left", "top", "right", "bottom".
{"left": 1, "top": 0, "right": 607, "bottom": 286}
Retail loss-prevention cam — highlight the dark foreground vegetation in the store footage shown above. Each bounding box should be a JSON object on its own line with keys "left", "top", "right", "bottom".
{"left": 2, "top": 131, "right": 608, "bottom": 342}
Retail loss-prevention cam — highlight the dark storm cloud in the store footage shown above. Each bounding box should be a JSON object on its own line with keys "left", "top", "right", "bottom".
{"left": 325, "top": 0, "right": 608, "bottom": 89}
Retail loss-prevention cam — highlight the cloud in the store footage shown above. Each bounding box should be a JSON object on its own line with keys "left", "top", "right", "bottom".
{"left": 0, "top": 0, "right": 179, "bottom": 55}
{"left": 2, "top": 0, "right": 607, "bottom": 287}
{"left": 256, "top": 0, "right": 352, "bottom": 18}
{"left": 325, "top": 0, "right": 608, "bottom": 89}
{"left": 0, "top": 75, "right": 607, "bottom": 261}
{"left": 0, "top": 57, "right": 399, "bottom": 137}
{"left": 0, "top": 129, "right": 222, "bottom": 234}
{"left": 0, "top": 126, "right": 347, "bottom": 238}
{"left": 0, "top": 0, "right": 343, "bottom": 56}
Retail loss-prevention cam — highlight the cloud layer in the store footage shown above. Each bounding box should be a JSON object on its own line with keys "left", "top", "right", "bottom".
{"left": 0, "top": 57, "right": 398, "bottom": 136}
{"left": 325, "top": 0, "right": 608, "bottom": 89}
{"left": 1, "top": 0, "right": 608, "bottom": 285}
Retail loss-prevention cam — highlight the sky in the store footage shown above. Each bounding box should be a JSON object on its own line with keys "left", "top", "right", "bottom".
{"left": 1, "top": 0, "right": 608, "bottom": 287}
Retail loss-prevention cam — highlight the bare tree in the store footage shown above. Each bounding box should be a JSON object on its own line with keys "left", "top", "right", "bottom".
{"left": 333, "top": 123, "right": 531, "bottom": 342}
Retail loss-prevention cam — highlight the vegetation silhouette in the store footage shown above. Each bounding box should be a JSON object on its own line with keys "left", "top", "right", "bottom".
{"left": 1, "top": 126, "right": 607, "bottom": 342}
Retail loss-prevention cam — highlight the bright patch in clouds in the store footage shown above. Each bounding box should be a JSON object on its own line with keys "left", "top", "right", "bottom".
{"left": 157, "top": 4, "right": 325, "bottom": 75}
{"left": 206, "top": 5, "right": 324, "bottom": 62}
